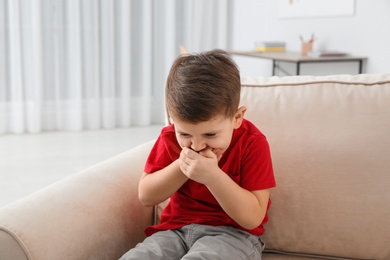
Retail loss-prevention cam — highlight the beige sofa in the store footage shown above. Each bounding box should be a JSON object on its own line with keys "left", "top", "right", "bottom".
{"left": 1, "top": 74, "right": 389, "bottom": 260}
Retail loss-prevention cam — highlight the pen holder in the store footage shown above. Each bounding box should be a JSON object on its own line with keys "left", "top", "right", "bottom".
{"left": 301, "top": 41, "right": 313, "bottom": 56}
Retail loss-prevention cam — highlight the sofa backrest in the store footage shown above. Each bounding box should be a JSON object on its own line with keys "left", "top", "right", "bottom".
{"left": 240, "top": 74, "right": 390, "bottom": 260}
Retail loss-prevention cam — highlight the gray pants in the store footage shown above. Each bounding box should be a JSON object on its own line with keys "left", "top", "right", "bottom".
{"left": 119, "top": 224, "right": 265, "bottom": 260}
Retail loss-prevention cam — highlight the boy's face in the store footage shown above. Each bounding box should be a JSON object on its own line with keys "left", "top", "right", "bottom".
{"left": 171, "top": 107, "right": 246, "bottom": 158}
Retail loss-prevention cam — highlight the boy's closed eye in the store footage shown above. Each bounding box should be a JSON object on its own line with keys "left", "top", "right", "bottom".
{"left": 178, "top": 133, "right": 216, "bottom": 138}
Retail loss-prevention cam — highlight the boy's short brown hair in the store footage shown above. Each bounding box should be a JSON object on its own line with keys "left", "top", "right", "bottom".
{"left": 166, "top": 49, "right": 241, "bottom": 123}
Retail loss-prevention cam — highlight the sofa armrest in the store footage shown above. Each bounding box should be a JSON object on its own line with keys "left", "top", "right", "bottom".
{"left": 0, "top": 140, "right": 155, "bottom": 260}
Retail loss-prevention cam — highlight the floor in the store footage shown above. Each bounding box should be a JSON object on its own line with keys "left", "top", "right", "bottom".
{"left": 0, "top": 125, "right": 163, "bottom": 207}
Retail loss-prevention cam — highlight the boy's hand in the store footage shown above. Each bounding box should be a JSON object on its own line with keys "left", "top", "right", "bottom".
{"left": 179, "top": 147, "right": 221, "bottom": 185}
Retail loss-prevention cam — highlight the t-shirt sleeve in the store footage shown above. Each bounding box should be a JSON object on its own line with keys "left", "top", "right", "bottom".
{"left": 240, "top": 134, "right": 276, "bottom": 191}
{"left": 144, "top": 128, "right": 182, "bottom": 173}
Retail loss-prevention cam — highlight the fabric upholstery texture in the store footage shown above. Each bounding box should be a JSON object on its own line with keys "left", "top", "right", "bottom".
{"left": 240, "top": 74, "right": 390, "bottom": 260}
{"left": 1, "top": 74, "right": 389, "bottom": 260}
{"left": 0, "top": 141, "right": 154, "bottom": 260}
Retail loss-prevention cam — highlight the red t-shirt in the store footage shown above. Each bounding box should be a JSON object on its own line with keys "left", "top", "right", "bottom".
{"left": 144, "top": 119, "right": 276, "bottom": 236}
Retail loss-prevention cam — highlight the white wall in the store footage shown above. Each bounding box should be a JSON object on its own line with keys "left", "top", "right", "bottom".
{"left": 231, "top": 0, "right": 390, "bottom": 77}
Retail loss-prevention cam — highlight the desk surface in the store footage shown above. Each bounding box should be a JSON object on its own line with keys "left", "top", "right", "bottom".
{"left": 228, "top": 50, "right": 367, "bottom": 62}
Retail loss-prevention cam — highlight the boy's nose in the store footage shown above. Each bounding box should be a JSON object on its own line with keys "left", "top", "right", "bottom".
{"left": 190, "top": 141, "right": 206, "bottom": 153}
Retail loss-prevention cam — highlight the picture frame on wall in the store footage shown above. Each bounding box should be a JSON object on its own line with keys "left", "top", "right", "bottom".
{"left": 278, "top": 0, "right": 355, "bottom": 19}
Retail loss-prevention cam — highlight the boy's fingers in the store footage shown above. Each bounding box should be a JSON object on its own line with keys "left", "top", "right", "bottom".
{"left": 199, "top": 148, "right": 215, "bottom": 159}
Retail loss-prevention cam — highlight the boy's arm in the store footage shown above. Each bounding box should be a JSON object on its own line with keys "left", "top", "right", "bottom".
{"left": 206, "top": 172, "right": 270, "bottom": 230}
{"left": 180, "top": 147, "right": 270, "bottom": 230}
{"left": 138, "top": 159, "right": 188, "bottom": 207}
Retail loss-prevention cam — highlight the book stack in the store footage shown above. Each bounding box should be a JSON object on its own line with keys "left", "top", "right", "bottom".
{"left": 255, "top": 41, "right": 286, "bottom": 52}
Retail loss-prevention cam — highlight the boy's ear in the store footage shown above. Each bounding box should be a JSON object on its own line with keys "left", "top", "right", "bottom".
{"left": 233, "top": 106, "right": 247, "bottom": 129}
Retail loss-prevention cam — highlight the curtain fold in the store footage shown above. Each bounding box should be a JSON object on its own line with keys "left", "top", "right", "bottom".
{"left": 0, "top": 0, "right": 231, "bottom": 135}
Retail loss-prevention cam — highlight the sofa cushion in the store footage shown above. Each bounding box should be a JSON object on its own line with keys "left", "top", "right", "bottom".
{"left": 240, "top": 74, "right": 390, "bottom": 260}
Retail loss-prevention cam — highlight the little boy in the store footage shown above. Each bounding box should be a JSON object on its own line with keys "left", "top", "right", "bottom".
{"left": 120, "top": 49, "right": 276, "bottom": 260}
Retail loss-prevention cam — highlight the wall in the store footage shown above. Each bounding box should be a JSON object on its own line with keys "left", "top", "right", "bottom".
{"left": 231, "top": 0, "right": 390, "bottom": 77}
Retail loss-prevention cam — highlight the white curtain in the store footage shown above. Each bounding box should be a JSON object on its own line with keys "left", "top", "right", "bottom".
{"left": 0, "top": 0, "right": 231, "bottom": 135}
